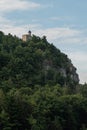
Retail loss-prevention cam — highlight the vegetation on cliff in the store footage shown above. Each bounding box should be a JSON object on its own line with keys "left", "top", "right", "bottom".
{"left": 0, "top": 31, "right": 79, "bottom": 90}
{"left": 0, "top": 31, "right": 87, "bottom": 130}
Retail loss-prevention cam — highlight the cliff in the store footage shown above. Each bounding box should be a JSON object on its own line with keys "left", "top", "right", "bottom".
{"left": 0, "top": 32, "right": 79, "bottom": 89}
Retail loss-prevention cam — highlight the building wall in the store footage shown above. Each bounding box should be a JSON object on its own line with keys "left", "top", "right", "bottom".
{"left": 22, "top": 34, "right": 31, "bottom": 42}
{"left": 22, "top": 35, "right": 28, "bottom": 42}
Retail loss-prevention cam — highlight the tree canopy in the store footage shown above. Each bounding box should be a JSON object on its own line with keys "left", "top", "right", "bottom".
{"left": 0, "top": 31, "right": 86, "bottom": 130}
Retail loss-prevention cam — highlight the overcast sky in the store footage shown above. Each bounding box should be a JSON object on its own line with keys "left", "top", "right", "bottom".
{"left": 0, "top": 0, "right": 87, "bottom": 83}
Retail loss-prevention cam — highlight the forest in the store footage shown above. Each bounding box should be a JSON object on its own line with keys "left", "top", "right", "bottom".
{"left": 0, "top": 31, "right": 87, "bottom": 130}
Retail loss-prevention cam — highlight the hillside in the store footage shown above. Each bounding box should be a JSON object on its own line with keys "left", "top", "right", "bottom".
{"left": 1, "top": 31, "right": 87, "bottom": 130}
{"left": 0, "top": 31, "right": 79, "bottom": 90}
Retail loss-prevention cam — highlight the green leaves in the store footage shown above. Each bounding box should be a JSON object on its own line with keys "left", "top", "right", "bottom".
{"left": 0, "top": 31, "right": 81, "bottom": 130}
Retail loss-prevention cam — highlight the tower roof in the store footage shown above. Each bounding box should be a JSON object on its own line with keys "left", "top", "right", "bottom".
{"left": 28, "top": 30, "right": 31, "bottom": 34}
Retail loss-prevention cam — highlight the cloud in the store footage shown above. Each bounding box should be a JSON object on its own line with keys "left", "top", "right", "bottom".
{"left": 69, "top": 52, "right": 87, "bottom": 64}
{"left": 50, "top": 16, "right": 71, "bottom": 21}
{"left": 0, "top": 0, "right": 41, "bottom": 13}
{"left": 0, "top": 0, "right": 42, "bottom": 36}
{"left": 1, "top": 23, "right": 41, "bottom": 37}
{"left": 67, "top": 51, "right": 87, "bottom": 83}
{"left": 79, "top": 72, "right": 87, "bottom": 84}
{"left": 0, "top": 0, "right": 41, "bottom": 36}
{"left": 0, "top": 24, "right": 82, "bottom": 45}
{"left": 33, "top": 27, "right": 87, "bottom": 48}
{"left": 34, "top": 27, "right": 81, "bottom": 42}
{"left": 50, "top": 17, "right": 63, "bottom": 21}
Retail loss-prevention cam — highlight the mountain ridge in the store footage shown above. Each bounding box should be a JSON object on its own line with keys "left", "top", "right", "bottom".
{"left": 0, "top": 31, "right": 79, "bottom": 89}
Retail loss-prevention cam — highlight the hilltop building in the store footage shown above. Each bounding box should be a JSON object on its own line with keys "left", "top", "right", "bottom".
{"left": 22, "top": 31, "right": 31, "bottom": 42}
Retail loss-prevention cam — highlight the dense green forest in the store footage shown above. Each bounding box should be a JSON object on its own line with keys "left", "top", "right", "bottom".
{"left": 0, "top": 31, "right": 87, "bottom": 130}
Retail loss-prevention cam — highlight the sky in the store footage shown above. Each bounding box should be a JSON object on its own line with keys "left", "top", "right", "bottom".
{"left": 0, "top": 0, "right": 87, "bottom": 83}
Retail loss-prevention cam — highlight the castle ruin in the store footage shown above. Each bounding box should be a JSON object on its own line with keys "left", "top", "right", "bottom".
{"left": 22, "top": 31, "right": 31, "bottom": 42}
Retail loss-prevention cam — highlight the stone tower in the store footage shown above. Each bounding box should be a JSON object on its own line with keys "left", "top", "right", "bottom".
{"left": 22, "top": 30, "right": 31, "bottom": 42}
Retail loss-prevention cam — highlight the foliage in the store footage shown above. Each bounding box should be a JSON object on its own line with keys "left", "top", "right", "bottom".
{"left": 0, "top": 31, "right": 86, "bottom": 130}
{"left": 0, "top": 31, "right": 79, "bottom": 90}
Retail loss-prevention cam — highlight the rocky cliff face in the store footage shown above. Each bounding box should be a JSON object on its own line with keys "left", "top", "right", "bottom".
{"left": 43, "top": 58, "right": 79, "bottom": 86}
{"left": 42, "top": 46, "right": 79, "bottom": 86}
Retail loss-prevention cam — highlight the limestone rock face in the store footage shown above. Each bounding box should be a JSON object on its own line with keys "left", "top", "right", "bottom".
{"left": 42, "top": 56, "right": 79, "bottom": 86}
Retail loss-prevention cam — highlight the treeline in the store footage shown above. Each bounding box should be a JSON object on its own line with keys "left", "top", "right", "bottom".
{"left": 0, "top": 31, "right": 86, "bottom": 130}
{"left": 0, "top": 84, "right": 87, "bottom": 130}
